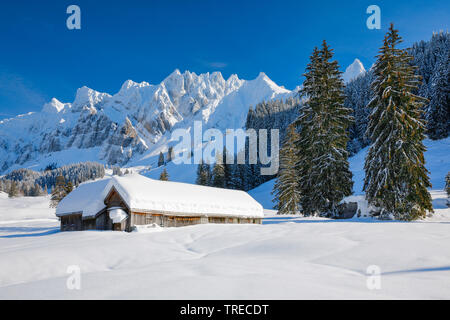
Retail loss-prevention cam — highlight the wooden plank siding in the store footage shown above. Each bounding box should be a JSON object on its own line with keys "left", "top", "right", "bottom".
{"left": 60, "top": 214, "right": 83, "bottom": 231}
{"left": 82, "top": 218, "right": 96, "bottom": 230}
{"left": 60, "top": 185, "right": 262, "bottom": 232}
{"left": 62, "top": 211, "right": 262, "bottom": 231}
{"left": 131, "top": 211, "right": 262, "bottom": 228}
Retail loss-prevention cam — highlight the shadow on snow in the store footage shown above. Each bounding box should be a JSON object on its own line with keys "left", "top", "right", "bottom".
{"left": 0, "top": 227, "right": 60, "bottom": 238}
{"left": 262, "top": 216, "right": 450, "bottom": 225}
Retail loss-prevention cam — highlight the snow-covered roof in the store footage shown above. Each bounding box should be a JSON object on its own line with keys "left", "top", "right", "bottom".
{"left": 56, "top": 174, "right": 263, "bottom": 219}
{"left": 56, "top": 178, "right": 111, "bottom": 218}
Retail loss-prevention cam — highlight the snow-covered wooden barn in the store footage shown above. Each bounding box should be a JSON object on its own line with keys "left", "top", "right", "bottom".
{"left": 56, "top": 174, "right": 263, "bottom": 232}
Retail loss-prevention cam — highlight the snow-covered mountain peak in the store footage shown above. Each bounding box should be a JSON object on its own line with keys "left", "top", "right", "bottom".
{"left": 170, "top": 69, "right": 182, "bottom": 77}
{"left": 72, "top": 86, "right": 111, "bottom": 110}
{"left": 119, "top": 80, "right": 150, "bottom": 93}
{"left": 343, "top": 59, "right": 366, "bottom": 83}
{"left": 210, "top": 71, "right": 226, "bottom": 83}
{"left": 225, "top": 74, "right": 244, "bottom": 91}
{"left": 162, "top": 69, "right": 186, "bottom": 94}
{"left": 42, "top": 98, "right": 66, "bottom": 114}
{"left": 251, "top": 72, "right": 290, "bottom": 94}
{"left": 74, "top": 86, "right": 94, "bottom": 103}
{"left": 227, "top": 74, "right": 239, "bottom": 82}
{"left": 256, "top": 71, "right": 268, "bottom": 79}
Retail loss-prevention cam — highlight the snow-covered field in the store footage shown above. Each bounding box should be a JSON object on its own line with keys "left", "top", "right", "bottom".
{"left": 0, "top": 190, "right": 449, "bottom": 299}
{"left": 0, "top": 138, "right": 449, "bottom": 299}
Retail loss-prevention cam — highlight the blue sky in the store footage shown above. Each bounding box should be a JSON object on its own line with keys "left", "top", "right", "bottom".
{"left": 0, "top": 0, "right": 448, "bottom": 118}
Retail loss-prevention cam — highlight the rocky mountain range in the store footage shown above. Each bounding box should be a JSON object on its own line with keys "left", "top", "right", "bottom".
{"left": 0, "top": 61, "right": 364, "bottom": 173}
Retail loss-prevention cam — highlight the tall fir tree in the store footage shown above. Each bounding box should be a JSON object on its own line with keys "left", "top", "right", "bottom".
{"left": 159, "top": 168, "right": 169, "bottom": 181}
{"left": 272, "top": 125, "right": 301, "bottom": 214}
{"left": 295, "top": 41, "right": 354, "bottom": 216}
{"left": 196, "top": 160, "right": 211, "bottom": 186}
{"left": 364, "top": 24, "right": 433, "bottom": 220}
{"left": 158, "top": 152, "right": 165, "bottom": 167}
{"left": 167, "top": 146, "right": 174, "bottom": 163}
{"left": 204, "top": 162, "right": 211, "bottom": 186}
{"left": 30, "top": 183, "right": 45, "bottom": 197}
{"left": 50, "top": 175, "right": 70, "bottom": 208}
{"left": 65, "top": 181, "right": 74, "bottom": 195}
{"left": 8, "top": 180, "right": 19, "bottom": 198}
{"left": 196, "top": 160, "right": 204, "bottom": 185}
{"left": 222, "top": 147, "right": 233, "bottom": 188}
{"left": 211, "top": 152, "right": 226, "bottom": 188}
{"left": 227, "top": 149, "right": 248, "bottom": 190}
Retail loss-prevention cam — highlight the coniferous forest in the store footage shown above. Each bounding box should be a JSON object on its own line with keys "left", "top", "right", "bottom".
{"left": 0, "top": 162, "right": 105, "bottom": 197}
{"left": 196, "top": 27, "right": 448, "bottom": 221}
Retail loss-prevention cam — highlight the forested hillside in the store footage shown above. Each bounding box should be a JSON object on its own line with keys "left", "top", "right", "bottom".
{"left": 345, "top": 31, "right": 449, "bottom": 154}
{"left": 0, "top": 162, "right": 105, "bottom": 197}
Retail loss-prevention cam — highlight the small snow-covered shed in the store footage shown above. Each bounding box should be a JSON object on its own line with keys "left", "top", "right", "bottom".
{"left": 56, "top": 174, "right": 263, "bottom": 231}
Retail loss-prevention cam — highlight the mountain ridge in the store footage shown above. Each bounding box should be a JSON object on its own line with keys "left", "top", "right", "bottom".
{"left": 0, "top": 62, "right": 365, "bottom": 174}
{"left": 0, "top": 70, "right": 292, "bottom": 173}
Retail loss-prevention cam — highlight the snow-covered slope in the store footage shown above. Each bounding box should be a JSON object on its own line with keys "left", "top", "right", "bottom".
{"left": 0, "top": 137, "right": 448, "bottom": 299}
{"left": 343, "top": 58, "right": 366, "bottom": 83}
{"left": 0, "top": 70, "right": 290, "bottom": 173}
{"left": 249, "top": 137, "right": 450, "bottom": 209}
{"left": 0, "top": 192, "right": 55, "bottom": 222}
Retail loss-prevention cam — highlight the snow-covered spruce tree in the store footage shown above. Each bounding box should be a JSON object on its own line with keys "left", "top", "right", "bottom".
{"left": 158, "top": 152, "right": 165, "bottom": 167}
{"left": 204, "top": 162, "right": 212, "bottom": 186}
{"left": 228, "top": 150, "right": 248, "bottom": 190}
{"left": 50, "top": 175, "right": 70, "bottom": 208}
{"left": 222, "top": 147, "right": 233, "bottom": 189}
{"left": 426, "top": 52, "right": 450, "bottom": 140}
{"left": 30, "top": 183, "right": 45, "bottom": 197}
{"left": 8, "top": 180, "right": 19, "bottom": 198}
{"left": 196, "top": 161, "right": 204, "bottom": 185}
{"left": 167, "top": 146, "right": 174, "bottom": 163}
{"left": 65, "top": 181, "right": 74, "bottom": 195}
{"left": 196, "top": 160, "right": 211, "bottom": 186}
{"left": 295, "top": 47, "right": 321, "bottom": 216}
{"left": 211, "top": 152, "right": 226, "bottom": 188}
{"left": 159, "top": 168, "right": 169, "bottom": 181}
{"left": 272, "top": 124, "right": 301, "bottom": 214}
{"left": 364, "top": 24, "right": 433, "bottom": 220}
{"left": 295, "top": 42, "right": 353, "bottom": 217}
{"left": 112, "top": 166, "right": 123, "bottom": 176}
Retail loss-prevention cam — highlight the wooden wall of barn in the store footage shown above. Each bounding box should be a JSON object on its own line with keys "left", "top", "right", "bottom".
{"left": 95, "top": 211, "right": 113, "bottom": 230}
{"left": 60, "top": 211, "right": 117, "bottom": 232}
{"left": 130, "top": 212, "right": 262, "bottom": 228}
{"left": 61, "top": 211, "right": 262, "bottom": 232}
{"left": 60, "top": 214, "right": 83, "bottom": 231}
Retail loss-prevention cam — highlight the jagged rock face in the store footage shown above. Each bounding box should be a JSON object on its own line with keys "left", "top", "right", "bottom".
{"left": 0, "top": 69, "right": 292, "bottom": 173}
{"left": 66, "top": 111, "right": 113, "bottom": 149}
{"left": 101, "top": 118, "right": 148, "bottom": 165}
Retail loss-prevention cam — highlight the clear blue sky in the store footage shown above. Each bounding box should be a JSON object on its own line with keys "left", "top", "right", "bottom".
{"left": 0, "top": 0, "right": 448, "bottom": 118}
